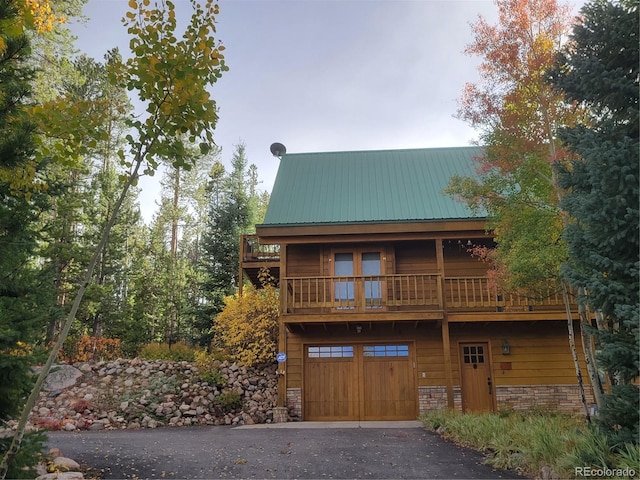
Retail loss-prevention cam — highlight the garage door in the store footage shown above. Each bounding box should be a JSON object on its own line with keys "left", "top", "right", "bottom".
{"left": 304, "top": 343, "right": 417, "bottom": 421}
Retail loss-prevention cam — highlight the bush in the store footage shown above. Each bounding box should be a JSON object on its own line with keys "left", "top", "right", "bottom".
{"left": 214, "top": 391, "right": 242, "bottom": 413}
{"left": 60, "top": 334, "right": 121, "bottom": 362}
{"left": 420, "top": 409, "right": 637, "bottom": 478}
{"left": 193, "top": 350, "right": 227, "bottom": 385}
{"left": 213, "top": 285, "right": 279, "bottom": 367}
{"left": 0, "top": 431, "right": 47, "bottom": 479}
{"left": 139, "top": 342, "right": 196, "bottom": 361}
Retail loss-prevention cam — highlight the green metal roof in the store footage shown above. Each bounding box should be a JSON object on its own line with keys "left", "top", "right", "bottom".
{"left": 261, "top": 146, "right": 485, "bottom": 226}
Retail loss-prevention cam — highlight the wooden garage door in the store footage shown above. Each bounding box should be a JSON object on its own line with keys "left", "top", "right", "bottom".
{"left": 362, "top": 345, "right": 417, "bottom": 420}
{"left": 305, "top": 346, "right": 358, "bottom": 420}
{"left": 304, "top": 344, "right": 417, "bottom": 421}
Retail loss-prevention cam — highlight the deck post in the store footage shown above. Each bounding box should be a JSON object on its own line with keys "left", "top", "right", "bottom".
{"left": 441, "top": 315, "right": 455, "bottom": 409}
{"left": 277, "top": 244, "right": 287, "bottom": 410}
{"left": 238, "top": 235, "right": 245, "bottom": 296}
{"left": 436, "top": 239, "right": 454, "bottom": 408}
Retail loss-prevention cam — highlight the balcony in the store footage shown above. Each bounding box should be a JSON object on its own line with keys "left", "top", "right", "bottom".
{"left": 241, "top": 235, "right": 280, "bottom": 288}
{"left": 282, "top": 274, "right": 567, "bottom": 319}
{"left": 239, "top": 235, "right": 570, "bottom": 321}
{"left": 242, "top": 235, "right": 280, "bottom": 262}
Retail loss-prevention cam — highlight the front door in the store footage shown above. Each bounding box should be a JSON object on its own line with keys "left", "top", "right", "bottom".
{"left": 459, "top": 342, "right": 494, "bottom": 413}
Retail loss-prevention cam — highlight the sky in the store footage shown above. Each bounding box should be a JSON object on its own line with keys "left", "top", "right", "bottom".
{"left": 68, "top": 0, "right": 582, "bottom": 223}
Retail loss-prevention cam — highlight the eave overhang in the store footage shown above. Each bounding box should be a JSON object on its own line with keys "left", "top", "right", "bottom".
{"left": 255, "top": 218, "right": 490, "bottom": 244}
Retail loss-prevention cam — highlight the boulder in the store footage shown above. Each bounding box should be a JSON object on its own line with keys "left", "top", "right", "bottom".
{"left": 43, "top": 366, "right": 83, "bottom": 392}
{"left": 37, "top": 473, "right": 84, "bottom": 480}
{"left": 52, "top": 456, "right": 80, "bottom": 471}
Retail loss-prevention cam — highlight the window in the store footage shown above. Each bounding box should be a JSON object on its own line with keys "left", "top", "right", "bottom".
{"left": 334, "top": 253, "right": 355, "bottom": 305}
{"left": 463, "top": 345, "right": 485, "bottom": 364}
{"left": 332, "top": 248, "right": 384, "bottom": 310}
{"left": 308, "top": 346, "right": 354, "bottom": 358}
{"left": 363, "top": 345, "right": 409, "bottom": 357}
{"left": 362, "top": 252, "right": 382, "bottom": 307}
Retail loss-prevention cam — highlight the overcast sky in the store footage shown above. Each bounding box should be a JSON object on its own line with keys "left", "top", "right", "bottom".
{"left": 69, "top": 0, "right": 582, "bottom": 223}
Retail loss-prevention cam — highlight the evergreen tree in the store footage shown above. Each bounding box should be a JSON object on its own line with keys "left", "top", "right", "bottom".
{"left": 0, "top": 0, "right": 51, "bottom": 475}
{"left": 551, "top": 0, "right": 639, "bottom": 445}
{"left": 73, "top": 51, "right": 141, "bottom": 343}
{"left": 198, "top": 143, "right": 270, "bottom": 348}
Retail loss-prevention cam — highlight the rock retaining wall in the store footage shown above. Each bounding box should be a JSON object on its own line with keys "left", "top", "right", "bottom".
{"left": 31, "top": 358, "right": 279, "bottom": 431}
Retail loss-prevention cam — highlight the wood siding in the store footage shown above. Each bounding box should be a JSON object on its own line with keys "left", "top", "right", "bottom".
{"left": 285, "top": 321, "right": 589, "bottom": 391}
{"left": 394, "top": 241, "right": 437, "bottom": 274}
{"left": 287, "top": 244, "right": 322, "bottom": 276}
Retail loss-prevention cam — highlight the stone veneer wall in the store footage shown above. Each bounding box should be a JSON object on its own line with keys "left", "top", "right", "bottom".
{"left": 418, "top": 386, "right": 461, "bottom": 414}
{"left": 286, "top": 388, "right": 302, "bottom": 419}
{"left": 419, "top": 384, "right": 593, "bottom": 415}
{"left": 495, "top": 384, "right": 594, "bottom": 414}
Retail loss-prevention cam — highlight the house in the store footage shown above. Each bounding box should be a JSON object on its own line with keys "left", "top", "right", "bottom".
{"left": 241, "top": 146, "right": 594, "bottom": 421}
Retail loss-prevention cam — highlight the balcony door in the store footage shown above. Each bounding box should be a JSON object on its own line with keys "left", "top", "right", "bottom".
{"left": 332, "top": 248, "right": 384, "bottom": 310}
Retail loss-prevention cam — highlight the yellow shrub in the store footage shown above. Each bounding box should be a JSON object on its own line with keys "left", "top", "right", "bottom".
{"left": 214, "top": 285, "right": 279, "bottom": 367}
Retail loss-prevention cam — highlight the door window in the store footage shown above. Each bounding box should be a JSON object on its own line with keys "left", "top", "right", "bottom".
{"left": 332, "top": 248, "right": 384, "bottom": 310}
{"left": 462, "top": 345, "right": 485, "bottom": 364}
{"left": 334, "top": 253, "right": 355, "bottom": 306}
{"left": 362, "top": 252, "right": 382, "bottom": 307}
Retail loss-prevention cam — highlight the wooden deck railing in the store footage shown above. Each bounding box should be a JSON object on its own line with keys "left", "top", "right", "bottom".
{"left": 242, "top": 234, "right": 280, "bottom": 262}
{"left": 443, "top": 277, "right": 565, "bottom": 311}
{"left": 283, "top": 274, "right": 566, "bottom": 314}
{"left": 284, "top": 274, "right": 442, "bottom": 312}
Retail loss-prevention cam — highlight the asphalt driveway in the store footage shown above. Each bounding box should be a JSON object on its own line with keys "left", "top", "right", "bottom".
{"left": 47, "top": 421, "right": 523, "bottom": 479}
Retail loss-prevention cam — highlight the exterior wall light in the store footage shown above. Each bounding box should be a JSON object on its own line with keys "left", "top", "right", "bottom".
{"left": 501, "top": 339, "right": 511, "bottom": 355}
{"left": 355, "top": 325, "right": 363, "bottom": 334}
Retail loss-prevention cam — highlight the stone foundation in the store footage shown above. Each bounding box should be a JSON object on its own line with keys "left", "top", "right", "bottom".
{"left": 418, "top": 386, "right": 462, "bottom": 414}
{"left": 418, "top": 386, "right": 447, "bottom": 411}
{"left": 272, "top": 407, "right": 288, "bottom": 423}
{"left": 286, "top": 388, "right": 302, "bottom": 419}
{"left": 495, "top": 384, "right": 594, "bottom": 415}
{"left": 419, "top": 384, "right": 592, "bottom": 415}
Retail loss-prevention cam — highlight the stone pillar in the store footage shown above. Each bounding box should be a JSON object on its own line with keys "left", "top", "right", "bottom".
{"left": 273, "top": 406, "right": 288, "bottom": 423}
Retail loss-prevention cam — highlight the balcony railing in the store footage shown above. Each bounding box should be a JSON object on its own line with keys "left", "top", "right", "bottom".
{"left": 242, "top": 235, "right": 280, "bottom": 262}
{"left": 283, "top": 274, "right": 566, "bottom": 314}
{"left": 284, "top": 274, "right": 442, "bottom": 313}
{"left": 443, "top": 277, "right": 565, "bottom": 311}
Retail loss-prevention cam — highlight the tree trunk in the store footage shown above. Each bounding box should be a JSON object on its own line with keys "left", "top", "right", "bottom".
{"left": 562, "top": 281, "right": 591, "bottom": 422}
{"left": 577, "top": 287, "right": 604, "bottom": 409}
{"left": 168, "top": 168, "right": 180, "bottom": 345}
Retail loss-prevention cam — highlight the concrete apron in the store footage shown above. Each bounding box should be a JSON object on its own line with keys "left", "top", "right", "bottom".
{"left": 235, "top": 420, "right": 423, "bottom": 429}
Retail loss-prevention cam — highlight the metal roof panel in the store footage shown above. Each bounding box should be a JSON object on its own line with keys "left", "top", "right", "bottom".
{"left": 262, "top": 146, "right": 484, "bottom": 226}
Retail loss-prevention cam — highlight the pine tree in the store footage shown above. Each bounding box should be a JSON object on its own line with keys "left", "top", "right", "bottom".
{"left": 198, "top": 142, "right": 271, "bottom": 348}
{"left": 0, "top": 0, "right": 51, "bottom": 475}
{"left": 551, "top": 0, "right": 639, "bottom": 445}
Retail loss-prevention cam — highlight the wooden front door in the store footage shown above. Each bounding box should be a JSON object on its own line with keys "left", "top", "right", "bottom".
{"left": 459, "top": 342, "right": 494, "bottom": 413}
{"left": 304, "top": 343, "right": 417, "bottom": 421}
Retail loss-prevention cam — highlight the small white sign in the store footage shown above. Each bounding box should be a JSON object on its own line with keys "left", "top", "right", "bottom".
{"left": 276, "top": 352, "right": 287, "bottom": 363}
